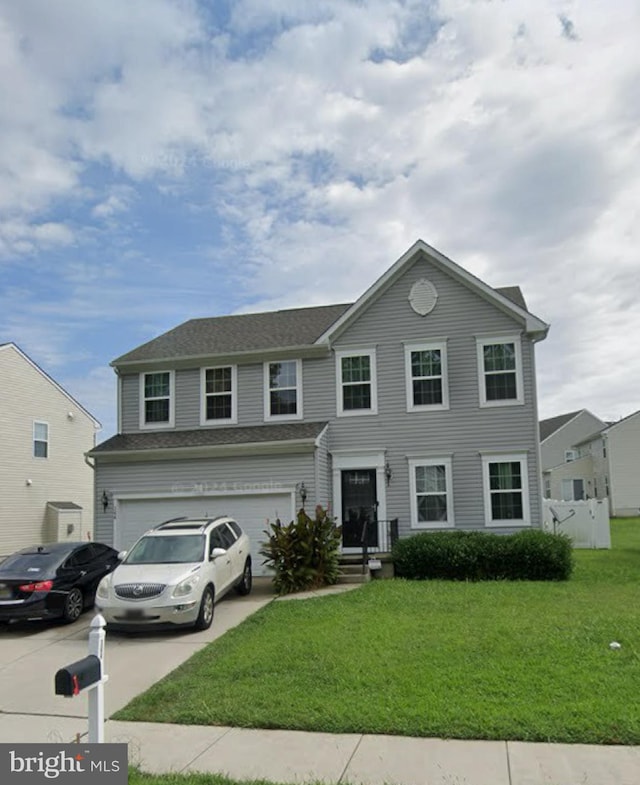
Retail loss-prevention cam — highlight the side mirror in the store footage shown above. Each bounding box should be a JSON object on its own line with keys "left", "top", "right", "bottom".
{"left": 117, "top": 550, "right": 127, "bottom": 561}
{"left": 210, "top": 547, "right": 226, "bottom": 560}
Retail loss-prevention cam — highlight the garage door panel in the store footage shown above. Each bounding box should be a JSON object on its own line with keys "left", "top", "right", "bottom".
{"left": 116, "top": 494, "right": 293, "bottom": 576}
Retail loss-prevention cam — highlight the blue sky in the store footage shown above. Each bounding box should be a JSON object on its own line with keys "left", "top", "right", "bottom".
{"left": 1, "top": 0, "right": 639, "bottom": 441}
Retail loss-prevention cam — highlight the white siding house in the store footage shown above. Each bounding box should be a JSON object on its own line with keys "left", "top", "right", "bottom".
{"left": 0, "top": 343, "right": 101, "bottom": 556}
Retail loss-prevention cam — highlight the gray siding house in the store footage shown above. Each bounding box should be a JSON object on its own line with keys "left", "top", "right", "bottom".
{"left": 89, "top": 241, "right": 549, "bottom": 575}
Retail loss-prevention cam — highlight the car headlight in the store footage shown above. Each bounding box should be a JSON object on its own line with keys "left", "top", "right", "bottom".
{"left": 96, "top": 576, "right": 111, "bottom": 600}
{"left": 173, "top": 574, "right": 201, "bottom": 598}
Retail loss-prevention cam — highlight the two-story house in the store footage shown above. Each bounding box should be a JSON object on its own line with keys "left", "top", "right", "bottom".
{"left": 0, "top": 343, "right": 101, "bottom": 556}
{"left": 539, "top": 409, "right": 607, "bottom": 501}
{"left": 542, "top": 409, "right": 640, "bottom": 516}
{"left": 89, "top": 240, "right": 549, "bottom": 575}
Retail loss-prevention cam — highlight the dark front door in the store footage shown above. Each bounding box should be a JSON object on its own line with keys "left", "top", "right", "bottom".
{"left": 341, "top": 469, "right": 378, "bottom": 547}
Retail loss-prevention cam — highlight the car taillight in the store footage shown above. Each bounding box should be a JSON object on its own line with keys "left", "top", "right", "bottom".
{"left": 19, "top": 580, "right": 53, "bottom": 592}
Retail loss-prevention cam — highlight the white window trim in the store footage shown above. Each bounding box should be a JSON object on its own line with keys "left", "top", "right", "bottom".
{"left": 404, "top": 340, "right": 449, "bottom": 412}
{"left": 408, "top": 457, "right": 454, "bottom": 529}
{"left": 200, "top": 365, "right": 238, "bottom": 426}
{"left": 139, "top": 371, "right": 175, "bottom": 429}
{"left": 481, "top": 452, "right": 530, "bottom": 527}
{"left": 263, "top": 359, "right": 303, "bottom": 422}
{"left": 564, "top": 449, "right": 577, "bottom": 462}
{"left": 476, "top": 334, "right": 524, "bottom": 408}
{"left": 336, "top": 348, "right": 378, "bottom": 417}
{"left": 33, "top": 420, "right": 49, "bottom": 459}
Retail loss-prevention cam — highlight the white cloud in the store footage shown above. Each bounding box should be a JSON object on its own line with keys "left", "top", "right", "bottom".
{"left": 0, "top": 0, "right": 639, "bottom": 431}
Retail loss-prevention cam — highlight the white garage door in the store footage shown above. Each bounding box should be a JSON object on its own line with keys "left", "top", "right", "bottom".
{"left": 115, "top": 493, "right": 294, "bottom": 576}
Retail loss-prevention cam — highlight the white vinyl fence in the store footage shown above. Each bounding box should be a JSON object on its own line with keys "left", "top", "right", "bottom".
{"left": 542, "top": 499, "right": 611, "bottom": 549}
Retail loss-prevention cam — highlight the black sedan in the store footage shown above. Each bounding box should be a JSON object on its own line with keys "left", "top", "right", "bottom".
{"left": 0, "top": 541, "right": 120, "bottom": 624}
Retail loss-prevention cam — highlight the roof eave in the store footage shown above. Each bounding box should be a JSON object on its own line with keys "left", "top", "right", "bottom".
{"left": 88, "top": 437, "right": 319, "bottom": 462}
{"left": 111, "top": 344, "right": 331, "bottom": 372}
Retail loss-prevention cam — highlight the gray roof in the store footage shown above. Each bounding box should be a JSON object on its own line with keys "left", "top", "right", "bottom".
{"left": 47, "top": 502, "right": 83, "bottom": 510}
{"left": 90, "top": 421, "right": 328, "bottom": 455}
{"left": 114, "top": 285, "right": 529, "bottom": 366}
{"left": 113, "top": 304, "right": 351, "bottom": 365}
{"left": 495, "top": 286, "right": 527, "bottom": 310}
{"left": 539, "top": 411, "right": 583, "bottom": 441}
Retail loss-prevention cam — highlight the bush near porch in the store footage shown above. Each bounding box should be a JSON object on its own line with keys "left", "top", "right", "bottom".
{"left": 115, "top": 519, "right": 640, "bottom": 745}
{"left": 392, "top": 529, "right": 574, "bottom": 581}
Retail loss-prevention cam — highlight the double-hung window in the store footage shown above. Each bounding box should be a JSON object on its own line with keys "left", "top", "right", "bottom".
{"left": 264, "top": 360, "right": 302, "bottom": 420}
{"left": 201, "top": 366, "right": 237, "bottom": 424}
{"left": 141, "top": 371, "right": 174, "bottom": 428}
{"left": 481, "top": 453, "right": 530, "bottom": 526}
{"left": 408, "top": 457, "right": 454, "bottom": 528}
{"left": 476, "top": 335, "right": 523, "bottom": 406}
{"left": 33, "top": 421, "right": 49, "bottom": 458}
{"left": 336, "top": 349, "right": 377, "bottom": 416}
{"left": 405, "top": 341, "right": 449, "bottom": 411}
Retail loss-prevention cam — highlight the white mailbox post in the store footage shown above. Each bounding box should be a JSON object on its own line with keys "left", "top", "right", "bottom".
{"left": 54, "top": 613, "right": 109, "bottom": 743}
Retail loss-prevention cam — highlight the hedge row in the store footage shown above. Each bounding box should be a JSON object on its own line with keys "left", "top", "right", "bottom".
{"left": 392, "top": 529, "right": 573, "bottom": 581}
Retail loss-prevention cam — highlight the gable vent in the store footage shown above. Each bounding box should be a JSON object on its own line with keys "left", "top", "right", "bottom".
{"left": 409, "top": 278, "right": 438, "bottom": 316}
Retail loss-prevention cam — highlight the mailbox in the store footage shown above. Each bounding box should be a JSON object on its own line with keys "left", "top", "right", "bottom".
{"left": 55, "top": 654, "right": 102, "bottom": 697}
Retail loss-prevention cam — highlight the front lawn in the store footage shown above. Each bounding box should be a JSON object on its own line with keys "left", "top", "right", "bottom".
{"left": 129, "top": 772, "right": 293, "bottom": 785}
{"left": 115, "top": 519, "right": 640, "bottom": 745}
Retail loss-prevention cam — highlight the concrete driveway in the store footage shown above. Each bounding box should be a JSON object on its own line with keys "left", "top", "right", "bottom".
{"left": 0, "top": 579, "right": 274, "bottom": 743}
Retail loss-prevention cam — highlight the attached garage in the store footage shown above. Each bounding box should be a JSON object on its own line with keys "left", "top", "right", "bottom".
{"left": 115, "top": 492, "right": 295, "bottom": 577}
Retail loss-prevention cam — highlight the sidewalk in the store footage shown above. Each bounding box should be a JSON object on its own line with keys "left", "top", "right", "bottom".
{"left": 102, "top": 720, "right": 638, "bottom": 785}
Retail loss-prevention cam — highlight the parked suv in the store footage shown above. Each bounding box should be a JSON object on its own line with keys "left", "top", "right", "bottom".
{"left": 95, "top": 516, "right": 252, "bottom": 630}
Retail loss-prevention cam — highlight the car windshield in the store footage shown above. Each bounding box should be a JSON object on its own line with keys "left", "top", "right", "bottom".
{"left": 125, "top": 534, "right": 205, "bottom": 564}
{"left": 0, "top": 550, "right": 63, "bottom": 576}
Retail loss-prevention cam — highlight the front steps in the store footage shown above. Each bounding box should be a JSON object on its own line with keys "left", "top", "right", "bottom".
{"left": 337, "top": 562, "right": 371, "bottom": 585}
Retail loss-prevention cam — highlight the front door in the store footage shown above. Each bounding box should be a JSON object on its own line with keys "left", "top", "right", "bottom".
{"left": 341, "top": 469, "right": 378, "bottom": 548}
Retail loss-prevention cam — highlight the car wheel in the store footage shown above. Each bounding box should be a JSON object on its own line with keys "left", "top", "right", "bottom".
{"left": 62, "top": 587, "right": 84, "bottom": 623}
{"left": 194, "top": 586, "right": 214, "bottom": 631}
{"left": 235, "top": 558, "right": 252, "bottom": 596}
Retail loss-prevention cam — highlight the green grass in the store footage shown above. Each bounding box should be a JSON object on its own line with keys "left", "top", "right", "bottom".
{"left": 115, "top": 519, "right": 640, "bottom": 745}
{"left": 129, "top": 772, "right": 297, "bottom": 785}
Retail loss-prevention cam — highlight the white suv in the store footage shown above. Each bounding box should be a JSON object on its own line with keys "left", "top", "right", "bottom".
{"left": 95, "top": 516, "right": 252, "bottom": 631}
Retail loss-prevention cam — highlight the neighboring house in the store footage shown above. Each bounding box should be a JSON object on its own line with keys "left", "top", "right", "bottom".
{"left": 571, "top": 412, "right": 640, "bottom": 517}
{"left": 0, "top": 343, "right": 101, "bottom": 556}
{"left": 539, "top": 409, "right": 607, "bottom": 501}
{"left": 540, "top": 408, "right": 640, "bottom": 517}
{"left": 89, "top": 240, "right": 549, "bottom": 575}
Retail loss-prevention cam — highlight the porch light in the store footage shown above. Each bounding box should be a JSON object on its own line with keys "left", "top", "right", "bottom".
{"left": 385, "top": 461, "right": 392, "bottom": 486}
{"left": 298, "top": 482, "right": 307, "bottom": 508}
{"left": 101, "top": 490, "right": 110, "bottom": 513}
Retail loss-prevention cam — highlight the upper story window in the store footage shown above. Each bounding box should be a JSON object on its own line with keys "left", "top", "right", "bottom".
{"left": 408, "top": 457, "right": 454, "bottom": 528}
{"left": 336, "top": 348, "right": 378, "bottom": 417}
{"left": 481, "top": 453, "right": 530, "bottom": 527}
{"left": 140, "top": 371, "right": 174, "bottom": 428}
{"left": 264, "top": 360, "right": 302, "bottom": 421}
{"left": 476, "top": 335, "right": 523, "bottom": 407}
{"left": 565, "top": 449, "right": 577, "bottom": 462}
{"left": 33, "top": 421, "right": 48, "bottom": 458}
{"left": 201, "top": 366, "right": 237, "bottom": 424}
{"left": 405, "top": 341, "right": 449, "bottom": 411}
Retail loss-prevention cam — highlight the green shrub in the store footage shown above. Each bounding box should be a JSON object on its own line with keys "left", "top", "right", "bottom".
{"left": 260, "top": 505, "right": 342, "bottom": 595}
{"left": 392, "top": 529, "right": 573, "bottom": 581}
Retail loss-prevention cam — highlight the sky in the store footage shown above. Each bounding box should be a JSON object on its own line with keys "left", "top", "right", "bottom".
{"left": 1, "top": 0, "right": 638, "bottom": 443}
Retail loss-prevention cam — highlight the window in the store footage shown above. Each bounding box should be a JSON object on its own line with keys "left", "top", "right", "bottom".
{"left": 543, "top": 474, "right": 551, "bottom": 499}
{"left": 565, "top": 449, "right": 577, "bottom": 462}
{"left": 264, "top": 360, "right": 302, "bottom": 420}
{"left": 408, "top": 457, "right": 454, "bottom": 528}
{"left": 405, "top": 341, "right": 449, "bottom": 411}
{"left": 476, "top": 335, "right": 523, "bottom": 406}
{"left": 141, "top": 371, "right": 174, "bottom": 427}
{"left": 33, "top": 421, "right": 48, "bottom": 458}
{"left": 336, "top": 349, "right": 377, "bottom": 416}
{"left": 482, "top": 453, "right": 530, "bottom": 526}
{"left": 201, "top": 366, "right": 237, "bottom": 424}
